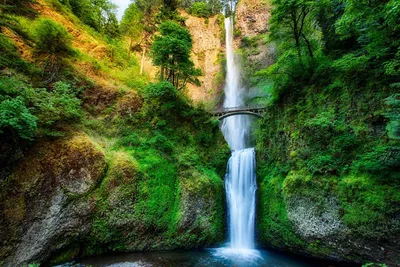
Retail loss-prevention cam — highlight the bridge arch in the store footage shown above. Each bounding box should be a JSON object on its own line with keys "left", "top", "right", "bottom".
{"left": 217, "top": 111, "right": 264, "bottom": 120}
{"left": 211, "top": 106, "right": 266, "bottom": 120}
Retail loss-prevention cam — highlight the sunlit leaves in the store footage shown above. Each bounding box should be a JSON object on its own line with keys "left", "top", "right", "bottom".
{"left": 150, "top": 21, "right": 201, "bottom": 90}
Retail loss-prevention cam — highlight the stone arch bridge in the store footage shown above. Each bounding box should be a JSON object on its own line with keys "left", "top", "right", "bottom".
{"left": 211, "top": 105, "right": 266, "bottom": 120}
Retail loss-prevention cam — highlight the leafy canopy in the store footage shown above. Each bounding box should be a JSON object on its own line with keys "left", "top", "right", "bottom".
{"left": 150, "top": 21, "right": 201, "bottom": 90}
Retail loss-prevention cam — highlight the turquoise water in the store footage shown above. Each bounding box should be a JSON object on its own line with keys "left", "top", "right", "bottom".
{"left": 79, "top": 249, "right": 327, "bottom": 267}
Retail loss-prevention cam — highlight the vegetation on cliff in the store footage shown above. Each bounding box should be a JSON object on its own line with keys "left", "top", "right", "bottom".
{"left": 244, "top": 0, "right": 400, "bottom": 265}
{"left": 0, "top": 0, "right": 229, "bottom": 265}
{"left": 1, "top": 0, "right": 399, "bottom": 266}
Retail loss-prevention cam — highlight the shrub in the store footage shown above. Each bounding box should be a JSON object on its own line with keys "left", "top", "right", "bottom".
{"left": 34, "top": 19, "right": 72, "bottom": 55}
{"left": 190, "top": 2, "right": 212, "bottom": 18}
{"left": 28, "top": 81, "right": 82, "bottom": 136}
{"left": 142, "top": 81, "right": 177, "bottom": 100}
{"left": 0, "top": 77, "right": 82, "bottom": 139}
{"left": 0, "top": 97, "right": 37, "bottom": 140}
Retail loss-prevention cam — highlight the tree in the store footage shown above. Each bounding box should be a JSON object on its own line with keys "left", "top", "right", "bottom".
{"left": 34, "top": 19, "right": 73, "bottom": 81}
{"left": 67, "top": 0, "right": 119, "bottom": 37}
{"left": 120, "top": 4, "right": 144, "bottom": 61}
{"left": 187, "top": 0, "right": 222, "bottom": 17}
{"left": 270, "top": 0, "right": 316, "bottom": 59}
{"left": 190, "top": 2, "right": 213, "bottom": 18}
{"left": 34, "top": 19, "right": 72, "bottom": 55}
{"left": 150, "top": 21, "right": 201, "bottom": 90}
{"left": 133, "top": 0, "right": 162, "bottom": 75}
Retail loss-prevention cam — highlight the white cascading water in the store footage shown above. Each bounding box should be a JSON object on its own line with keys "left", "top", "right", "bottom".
{"left": 221, "top": 16, "right": 257, "bottom": 252}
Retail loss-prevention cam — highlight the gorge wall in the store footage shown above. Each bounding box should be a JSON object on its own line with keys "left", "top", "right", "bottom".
{"left": 184, "top": 11, "right": 225, "bottom": 105}
{"left": 233, "top": 0, "right": 400, "bottom": 265}
{"left": 1, "top": 0, "right": 399, "bottom": 266}
{"left": 0, "top": 0, "right": 230, "bottom": 265}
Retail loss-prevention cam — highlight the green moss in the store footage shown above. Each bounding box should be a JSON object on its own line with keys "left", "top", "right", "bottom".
{"left": 258, "top": 175, "right": 305, "bottom": 248}
{"left": 307, "top": 240, "right": 332, "bottom": 256}
{"left": 257, "top": 168, "right": 400, "bottom": 259}
{"left": 337, "top": 175, "right": 400, "bottom": 239}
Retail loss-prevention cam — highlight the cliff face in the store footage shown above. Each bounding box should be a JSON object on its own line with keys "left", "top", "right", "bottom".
{"left": 235, "top": 0, "right": 271, "bottom": 39}
{"left": 0, "top": 1, "right": 230, "bottom": 265}
{"left": 1, "top": 131, "right": 228, "bottom": 266}
{"left": 1, "top": 134, "right": 107, "bottom": 266}
{"left": 183, "top": 12, "right": 225, "bottom": 105}
{"left": 234, "top": 0, "right": 275, "bottom": 91}
{"left": 233, "top": 0, "right": 400, "bottom": 265}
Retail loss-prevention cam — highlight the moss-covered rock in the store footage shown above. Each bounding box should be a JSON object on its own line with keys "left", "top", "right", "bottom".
{"left": 116, "top": 91, "right": 143, "bottom": 118}
{"left": 83, "top": 151, "right": 225, "bottom": 256}
{"left": 257, "top": 172, "right": 400, "bottom": 266}
{"left": 175, "top": 168, "right": 225, "bottom": 247}
{"left": 0, "top": 133, "right": 107, "bottom": 266}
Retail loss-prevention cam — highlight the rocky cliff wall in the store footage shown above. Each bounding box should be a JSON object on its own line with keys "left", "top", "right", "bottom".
{"left": 183, "top": 12, "right": 225, "bottom": 105}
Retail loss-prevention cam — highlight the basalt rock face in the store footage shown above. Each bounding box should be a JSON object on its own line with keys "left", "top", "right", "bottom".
{"left": 0, "top": 134, "right": 106, "bottom": 266}
{"left": 235, "top": 0, "right": 271, "bottom": 39}
{"left": 82, "top": 156, "right": 226, "bottom": 255}
{"left": 0, "top": 133, "right": 227, "bottom": 266}
{"left": 183, "top": 11, "right": 225, "bottom": 105}
{"left": 257, "top": 172, "right": 400, "bottom": 266}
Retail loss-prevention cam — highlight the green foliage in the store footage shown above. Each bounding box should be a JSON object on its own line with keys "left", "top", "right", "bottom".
{"left": 189, "top": 2, "right": 213, "bottom": 18}
{"left": 0, "top": 97, "right": 37, "bottom": 140}
{"left": 362, "top": 264, "right": 388, "bottom": 267}
{"left": 0, "top": 76, "right": 82, "bottom": 140}
{"left": 150, "top": 21, "right": 201, "bottom": 90}
{"left": 120, "top": 4, "right": 144, "bottom": 51}
{"left": 84, "top": 74, "right": 229, "bottom": 254}
{"left": 385, "top": 94, "right": 400, "bottom": 140}
{"left": 270, "top": 0, "right": 319, "bottom": 59}
{"left": 142, "top": 81, "right": 177, "bottom": 100}
{"left": 64, "top": 0, "right": 119, "bottom": 37}
{"left": 257, "top": 0, "right": 400, "bottom": 178}
{"left": 258, "top": 175, "right": 305, "bottom": 248}
{"left": 337, "top": 175, "right": 400, "bottom": 239}
{"left": 28, "top": 81, "right": 82, "bottom": 136}
{"left": 352, "top": 146, "right": 400, "bottom": 178}
{"left": 1, "top": 0, "right": 37, "bottom": 16}
{"left": 256, "top": 0, "right": 400, "bottom": 260}
{"left": 34, "top": 19, "right": 72, "bottom": 55}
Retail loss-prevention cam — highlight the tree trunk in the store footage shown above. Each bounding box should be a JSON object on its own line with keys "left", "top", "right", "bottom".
{"left": 128, "top": 38, "right": 133, "bottom": 61}
{"left": 301, "top": 33, "right": 314, "bottom": 58}
{"left": 140, "top": 46, "right": 146, "bottom": 76}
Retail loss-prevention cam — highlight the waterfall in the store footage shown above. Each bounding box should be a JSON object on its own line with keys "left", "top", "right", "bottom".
{"left": 221, "top": 16, "right": 257, "bottom": 251}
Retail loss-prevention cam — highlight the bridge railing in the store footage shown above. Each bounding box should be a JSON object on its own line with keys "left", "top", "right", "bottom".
{"left": 212, "top": 105, "right": 266, "bottom": 114}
